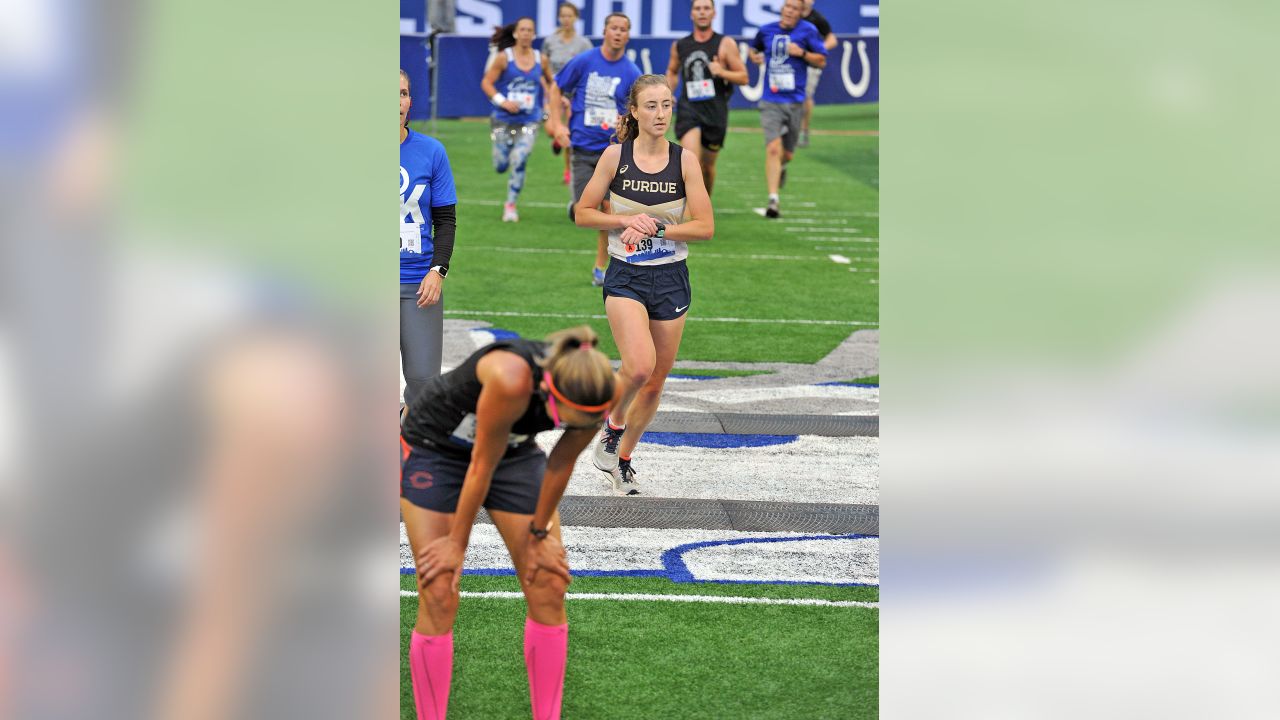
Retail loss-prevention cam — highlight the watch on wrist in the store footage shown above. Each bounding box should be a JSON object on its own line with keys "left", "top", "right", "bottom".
{"left": 653, "top": 220, "right": 667, "bottom": 239}
{"left": 430, "top": 265, "right": 448, "bottom": 278}
{"left": 529, "top": 521, "right": 549, "bottom": 539}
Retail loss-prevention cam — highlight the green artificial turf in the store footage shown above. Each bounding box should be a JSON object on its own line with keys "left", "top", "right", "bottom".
{"left": 409, "top": 104, "right": 878, "bottom": 364}
{"left": 400, "top": 574, "right": 878, "bottom": 719}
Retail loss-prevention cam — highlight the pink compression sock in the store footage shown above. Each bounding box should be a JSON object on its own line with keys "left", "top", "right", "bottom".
{"left": 410, "top": 630, "right": 453, "bottom": 720}
{"left": 524, "top": 617, "right": 569, "bottom": 720}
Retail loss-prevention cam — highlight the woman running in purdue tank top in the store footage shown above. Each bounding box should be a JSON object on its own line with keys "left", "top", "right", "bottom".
{"left": 402, "top": 326, "right": 615, "bottom": 720}
{"left": 573, "top": 75, "right": 715, "bottom": 495}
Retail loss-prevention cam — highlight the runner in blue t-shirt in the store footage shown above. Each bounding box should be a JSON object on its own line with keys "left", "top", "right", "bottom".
{"left": 548, "top": 13, "right": 642, "bottom": 287}
{"left": 748, "top": 0, "right": 828, "bottom": 218}
{"left": 401, "top": 69, "right": 458, "bottom": 408}
{"left": 481, "top": 17, "right": 545, "bottom": 223}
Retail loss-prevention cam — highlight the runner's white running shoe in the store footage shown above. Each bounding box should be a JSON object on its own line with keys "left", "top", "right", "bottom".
{"left": 502, "top": 202, "right": 519, "bottom": 222}
{"left": 592, "top": 423, "right": 623, "bottom": 472}
{"left": 607, "top": 458, "right": 641, "bottom": 496}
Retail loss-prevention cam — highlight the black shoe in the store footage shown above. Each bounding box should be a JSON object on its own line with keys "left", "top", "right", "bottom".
{"left": 765, "top": 197, "right": 780, "bottom": 219}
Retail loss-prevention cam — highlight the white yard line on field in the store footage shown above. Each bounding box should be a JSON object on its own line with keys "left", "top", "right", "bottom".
{"left": 398, "top": 589, "right": 877, "bottom": 609}
{"left": 457, "top": 198, "right": 870, "bottom": 219}
{"left": 444, "top": 309, "right": 877, "bottom": 326}
{"left": 806, "top": 236, "right": 878, "bottom": 243}
{"left": 785, "top": 227, "right": 864, "bottom": 234}
{"left": 463, "top": 246, "right": 837, "bottom": 262}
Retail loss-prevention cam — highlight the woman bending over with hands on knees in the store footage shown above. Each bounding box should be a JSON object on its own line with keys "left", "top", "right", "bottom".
{"left": 573, "top": 74, "right": 715, "bottom": 496}
{"left": 401, "top": 326, "right": 616, "bottom": 720}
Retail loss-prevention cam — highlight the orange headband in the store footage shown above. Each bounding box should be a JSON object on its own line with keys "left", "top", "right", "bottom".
{"left": 543, "top": 370, "right": 611, "bottom": 413}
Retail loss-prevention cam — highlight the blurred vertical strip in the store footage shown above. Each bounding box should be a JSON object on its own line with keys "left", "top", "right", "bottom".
{"left": 883, "top": 0, "right": 1280, "bottom": 716}
{"left": 1, "top": 0, "right": 394, "bottom": 717}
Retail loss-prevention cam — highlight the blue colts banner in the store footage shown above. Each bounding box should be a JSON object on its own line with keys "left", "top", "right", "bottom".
{"left": 399, "top": 1, "right": 879, "bottom": 119}
{"left": 436, "top": 0, "right": 877, "bottom": 38}
{"left": 422, "top": 34, "right": 876, "bottom": 119}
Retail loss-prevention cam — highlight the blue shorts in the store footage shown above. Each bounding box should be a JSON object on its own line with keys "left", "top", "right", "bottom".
{"left": 400, "top": 438, "right": 544, "bottom": 515}
{"left": 602, "top": 259, "right": 691, "bottom": 321}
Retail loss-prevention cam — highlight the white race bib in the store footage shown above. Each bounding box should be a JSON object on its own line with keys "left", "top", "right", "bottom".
{"left": 687, "top": 79, "right": 715, "bottom": 101}
{"left": 400, "top": 223, "right": 422, "bottom": 253}
{"left": 448, "top": 412, "right": 530, "bottom": 447}
{"left": 624, "top": 236, "right": 676, "bottom": 262}
{"left": 449, "top": 413, "right": 478, "bottom": 445}
{"left": 509, "top": 90, "right": 536, "bottom": 112}
{"left": 769, "top": 70, "right": 796, "bottom": 92}
{"left": 585, "top": 106, "right": 617, "bottom": 129}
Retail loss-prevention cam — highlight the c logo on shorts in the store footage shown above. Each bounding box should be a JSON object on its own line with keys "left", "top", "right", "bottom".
{"left": 408, "top": 470, "right": 434, "bottom": 489}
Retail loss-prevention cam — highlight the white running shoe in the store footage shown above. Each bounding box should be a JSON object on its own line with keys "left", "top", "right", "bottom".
{"left": 592, "top": 424, "right": 623, "bottom": 472}
{"left": 607, "top": 459, "right": 641, "bottom": 496}
{"left": 502, "top": 202, "right": 519, "bottom": 222}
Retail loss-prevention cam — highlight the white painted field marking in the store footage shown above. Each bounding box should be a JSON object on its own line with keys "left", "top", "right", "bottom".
{"left": 457, "top": 198, "right": 870, "bottom": 218}
{"left": 829, "top": 254, "right": 851, "bottom": 264}
{"left": 848, "top": 268, "right": 879, "bottom": 274}
{"left": 816, "top": 250, "right": 878, "bottom": 261}
{"left": 444, "top": 309, "right": 877, "bottom": 327}
{"left": 779, "top": 220, "right": 853, "bottom": 227}
{"left": 674, "top": 383, "right": 879, "bottom": 406}
{"left": 398, "top": 589, "right": 877, "bottom": 609}
{"left": 466, "top": 246, "right": 834, "bottom": 262}
{"left": 806, "top": 236, "right": 878, "bottom": 243}
{"left": 785, "top": 227, "right": 864, "bottom": 234}
{"left": 459, "top": 198, "right": 565, "bottom": 209}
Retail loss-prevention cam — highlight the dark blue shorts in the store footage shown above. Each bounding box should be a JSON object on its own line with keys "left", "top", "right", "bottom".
{"left": 400, "top": 438, "right": 545, "bottom": 515}
{"left": 602, "top": 259, "right": 691, "bottom": 321}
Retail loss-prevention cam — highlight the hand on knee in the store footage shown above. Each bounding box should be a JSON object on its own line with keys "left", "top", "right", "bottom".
{"left": 525, "top": 575, "right": 568, "bottom": 621}
{"left": 423, "top": 576, "right": 460, "bottom": 617}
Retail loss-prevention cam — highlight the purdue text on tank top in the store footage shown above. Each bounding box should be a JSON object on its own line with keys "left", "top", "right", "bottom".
{"left": 402, "top": 339, "right": 553, "bottom": 457}
{"left": 607, "top": 141, "right": 688, "bottom": 265}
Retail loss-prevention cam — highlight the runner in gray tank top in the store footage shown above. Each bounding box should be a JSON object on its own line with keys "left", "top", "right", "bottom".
{"left": 540, "top": 2, "right": 594, "bottom": 183}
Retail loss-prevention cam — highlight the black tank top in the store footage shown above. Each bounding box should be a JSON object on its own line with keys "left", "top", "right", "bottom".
{"left": 402, "top": 339, "right": 553, "bottom": 457}
{"left": 607, "top": 140, "right": 689, "bottom": 265}
{"left": 676, "top": 32, "right": 732, "bottom": 117}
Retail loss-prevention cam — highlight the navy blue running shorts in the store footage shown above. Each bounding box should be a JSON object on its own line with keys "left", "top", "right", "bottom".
{"left": 602, "top": 259, "right": 691, "bottom": 321}
{"left": 400, "top": 439, "right": 544, "bottom": 515}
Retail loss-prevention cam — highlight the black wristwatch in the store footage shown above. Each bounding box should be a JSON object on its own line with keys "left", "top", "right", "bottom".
{"left": 653, "top": 220, "right": 667, "bottom": 239}
{"left": 529, "top": 521, "right": 549, "bottom": 539}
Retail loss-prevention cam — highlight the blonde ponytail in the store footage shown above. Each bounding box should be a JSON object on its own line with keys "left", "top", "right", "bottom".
{"left": 540, "top": 326, "right": 615, "bottom": 410}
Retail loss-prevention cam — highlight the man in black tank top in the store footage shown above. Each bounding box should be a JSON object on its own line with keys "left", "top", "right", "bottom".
{"left": 664, "top": 0, "right": 748, "bottom": 194}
